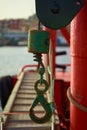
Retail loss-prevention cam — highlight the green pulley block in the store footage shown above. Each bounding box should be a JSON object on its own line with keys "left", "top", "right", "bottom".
{"left": 35, "top": 0, "right": 84, "bottom": 29}
{"left": 28, "top": 30, "right": 50, "bottom": 54}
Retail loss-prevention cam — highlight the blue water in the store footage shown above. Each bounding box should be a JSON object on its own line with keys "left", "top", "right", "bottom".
{"left": 0, "top": 46, "right": 70, "bottom": 77}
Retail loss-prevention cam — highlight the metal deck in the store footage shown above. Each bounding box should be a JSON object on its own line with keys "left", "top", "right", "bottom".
{"left": 2, "top": 70, "right": 60, "bottom": 130}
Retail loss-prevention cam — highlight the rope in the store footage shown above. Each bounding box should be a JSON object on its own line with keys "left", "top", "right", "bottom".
{"left": 48, "top": 66, "right": 56, "bottom": 125}
{"left": 67, "top": 87, "right": 87, "bottom": 113}
{"left": 48, "top": 45, "right": 55, "bottom": 114}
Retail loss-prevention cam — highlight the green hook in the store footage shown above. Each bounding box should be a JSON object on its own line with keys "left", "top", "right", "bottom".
{"left": 29, "top": 77, "right": 52, "bottom": 123}
{"left": 29, "top": 94, "right": 52, "bottom": 123}
{"left": 38, "top": 67, "right": 45, "bottom": 84}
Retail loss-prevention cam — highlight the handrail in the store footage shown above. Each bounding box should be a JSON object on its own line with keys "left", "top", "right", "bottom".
{"left": 18, "top": 64, "right": 38, "bottom": 75}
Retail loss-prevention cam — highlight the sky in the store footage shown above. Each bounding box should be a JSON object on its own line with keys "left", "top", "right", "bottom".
{"left": 0, "top": 0, "right": 35, "bottom": 19}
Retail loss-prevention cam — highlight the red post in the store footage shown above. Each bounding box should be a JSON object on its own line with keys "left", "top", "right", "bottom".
{"left": 61, "top": 27, "right": 70, "bottom": 46}
{"left": 70, "top": 1, "right": 87, "bottom": 130}
{"left": 49, "top": 29, "right": 56, "bottom": 76}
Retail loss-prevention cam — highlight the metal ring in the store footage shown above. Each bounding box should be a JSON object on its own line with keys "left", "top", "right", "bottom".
{"left": 34, "top": 79, "right": 49, "bottom": 94}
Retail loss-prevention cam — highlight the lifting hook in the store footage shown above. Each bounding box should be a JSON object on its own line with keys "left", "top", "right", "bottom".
{"left": 29, "top": 80, "right": 52, "bottom": 123}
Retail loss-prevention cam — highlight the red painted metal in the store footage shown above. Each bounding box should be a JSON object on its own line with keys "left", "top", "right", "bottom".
{"left": 43, "top": 27, "right": 71, "bottom": 129}
{"left": 43, "top": 27, "right": 56, "bottom": 76}
{"left": 12, "top": 75, "right": 18, "bottom": 87}
{"left": 49, "top": 29, "right": 56, "bottom": 76}
{"left": 61, "top": 27, "right": 70, "bottom": 46}
{"left": 54, "top": 79, "right": 70, "bottom": 129}
{"left": 70, "top": 1, "right": 87, "bottom": 130}
{"left": 18, "top": 64, "right": 37, "bottom": 75}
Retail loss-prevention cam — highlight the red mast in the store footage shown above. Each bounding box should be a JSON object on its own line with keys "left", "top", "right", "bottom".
{"left": 70, "top": 0, "right": 87, "bottom": 129}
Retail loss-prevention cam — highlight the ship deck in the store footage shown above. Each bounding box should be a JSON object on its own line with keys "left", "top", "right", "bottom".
{"left": 1, "top": 70, "right": 60, "bottom": 130}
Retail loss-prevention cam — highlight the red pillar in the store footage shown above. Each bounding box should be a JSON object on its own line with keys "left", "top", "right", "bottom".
{"left": 70, "top": 1, "right": 87, "bottom": 130}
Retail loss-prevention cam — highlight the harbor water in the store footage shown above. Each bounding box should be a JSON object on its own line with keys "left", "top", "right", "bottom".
{"left": 0, "top": 46, "right": 70, "bottom": 77}
{"left": 0, "top": 46, "right": 70, "bottom": 116}
{"left": 0, "top": 46, "right": 35, "bottom": 77}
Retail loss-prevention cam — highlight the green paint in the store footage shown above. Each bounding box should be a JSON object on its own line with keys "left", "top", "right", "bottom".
{"left": 28, "top": 30, "right": 50, "bottom": 54}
